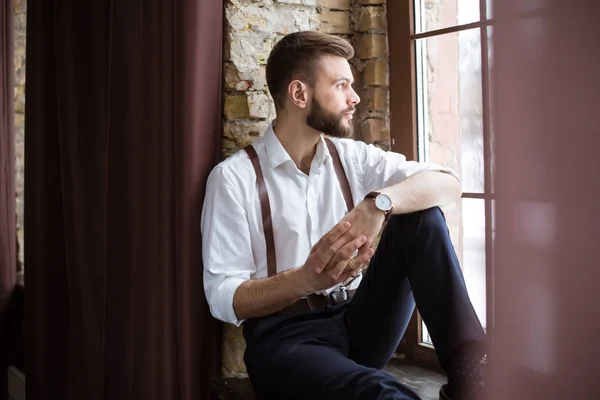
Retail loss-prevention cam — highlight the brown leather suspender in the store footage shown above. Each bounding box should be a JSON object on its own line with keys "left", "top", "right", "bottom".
{"left": 245, "top": 145, "right": 278, "bottom": 278}
{"left": 324, "top": 138, "right": 355, "bottom": 212}
{"left": 244, "top": 138, "right": 354, "bottom": 277}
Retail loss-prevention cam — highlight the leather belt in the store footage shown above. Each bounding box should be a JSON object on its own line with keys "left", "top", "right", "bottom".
{"left": 242, "top": 289, "right": 358, "bottom": 339}
{"left": 278, "top": 288, "right": 357, "bottom": 316}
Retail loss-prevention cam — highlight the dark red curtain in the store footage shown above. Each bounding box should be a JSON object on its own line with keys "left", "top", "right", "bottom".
{"left": 1, "top": 0, "right": 16, "bottom": 399}
{"left": 24, "top": 0, "right": 222, "bottom": 398}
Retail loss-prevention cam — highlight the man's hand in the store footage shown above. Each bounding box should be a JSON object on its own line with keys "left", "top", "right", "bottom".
{"left": 233, "top": 200, "right": 386, "bottom": 319}
{"left": 326, "top": 199, "right": 386, "bottom": 279}
{"left": 296, "top": 220, "right": 375, "bottom": 294}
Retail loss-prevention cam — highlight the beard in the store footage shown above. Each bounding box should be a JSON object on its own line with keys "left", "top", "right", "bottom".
{"left": 306, "top": 97, "right": 354, "bottom": 138}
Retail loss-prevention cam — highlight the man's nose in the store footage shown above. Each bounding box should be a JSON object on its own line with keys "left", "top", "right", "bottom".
{"left": 348, "top": 88, "right": 360, "bottom": 106}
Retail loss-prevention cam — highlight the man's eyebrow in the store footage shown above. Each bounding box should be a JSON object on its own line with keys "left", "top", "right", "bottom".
{"left": 334, "top": 77, "right": 354, "bottom": 84}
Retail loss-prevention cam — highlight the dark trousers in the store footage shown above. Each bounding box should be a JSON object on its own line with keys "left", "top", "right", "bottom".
{"left": 243, "top": 207, "right": 486, "bottom": 400}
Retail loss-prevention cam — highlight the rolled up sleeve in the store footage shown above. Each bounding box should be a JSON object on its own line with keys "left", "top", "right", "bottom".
{"left": 201, "top": 166, "right": 255, "bottom": 326}
{"left": 353, "top": 141, "right": 459, "bottom": 192}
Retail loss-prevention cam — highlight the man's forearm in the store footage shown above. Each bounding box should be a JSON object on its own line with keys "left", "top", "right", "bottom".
{"left": 232, "top": 268, "right": 310, "bottom": 321}
{"left": 380, "top": 171, "right": 462, "bottom": 214}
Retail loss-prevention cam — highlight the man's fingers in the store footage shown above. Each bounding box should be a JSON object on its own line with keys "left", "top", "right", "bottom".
{"left": 348, "top": 247, "right": 375, "bottom": 270}
{"left": 310, "top": 221, "right": 351, "bottom": 255}
{"left": 336, "top": 269, "right": 357, "bottom": 286}
{"left": 330, "top": 257, "right": 363, "bottom": 283}
{"left": 326, "top": 236, "right": 368, "bottom": 280}
{"left": 312, "top": 222, "right": 354, "bottom": 273}
{"left": 314, "top": 229, "right": 358, "bottom": 273}
{"left": 328, "top": 261, "right": 368, "bottom": 288}
{"left": 330, "top": 235, "right": 367, "bottom": 272}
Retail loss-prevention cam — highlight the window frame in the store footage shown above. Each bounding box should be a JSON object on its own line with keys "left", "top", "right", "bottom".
{"left": 388, "top": 0, "right": 494, "bottom": 370}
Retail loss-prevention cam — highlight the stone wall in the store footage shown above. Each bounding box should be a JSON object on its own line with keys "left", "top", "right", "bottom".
{"left": 220, "top": 0, "right": 389, "bottom": 378}
{"left": 353, "top": 0, "right": 389, "bottom": 149}
{"left": 14, "top": 0, "right": 26, "bottom": 269}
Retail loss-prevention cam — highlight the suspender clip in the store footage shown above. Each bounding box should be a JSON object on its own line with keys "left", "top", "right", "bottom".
{"left": 330, "top": 286, "right": 348, "bottom": 305}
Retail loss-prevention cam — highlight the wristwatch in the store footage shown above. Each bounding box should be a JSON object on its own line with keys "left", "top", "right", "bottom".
{"left": 364, "top": 191, "right": 393, "bottom": 221}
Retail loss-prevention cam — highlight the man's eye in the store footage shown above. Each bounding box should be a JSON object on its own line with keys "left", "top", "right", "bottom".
{"left": 337, "top": 83, "right": 345, "bottom": 89}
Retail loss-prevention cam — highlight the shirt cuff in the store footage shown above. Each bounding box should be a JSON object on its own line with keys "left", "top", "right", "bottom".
{"left": 210, "top": 276, "right": 247, "bottom": 327}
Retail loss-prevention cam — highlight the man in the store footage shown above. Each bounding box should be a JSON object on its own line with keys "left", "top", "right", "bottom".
{"left": 202, "top": 31, "right": 486, "bottom": 400}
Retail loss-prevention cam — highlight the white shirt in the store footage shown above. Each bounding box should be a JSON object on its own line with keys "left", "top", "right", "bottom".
{"left": 201, "top": 123, "right": 457, "bottom": 326}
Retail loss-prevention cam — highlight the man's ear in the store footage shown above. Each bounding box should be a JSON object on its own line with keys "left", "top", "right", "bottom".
{"left": 288, "top": 80, "right": 310, "bottom": 109}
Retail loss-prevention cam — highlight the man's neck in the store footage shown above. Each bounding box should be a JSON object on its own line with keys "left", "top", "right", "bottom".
{"left": 272, "top": 117, "right": 321, "bottom": 175}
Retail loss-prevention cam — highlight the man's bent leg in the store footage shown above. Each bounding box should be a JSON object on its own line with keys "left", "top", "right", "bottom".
{"left": 244, "top": 313, "right": 422, "bottom": 400}
{"left": 345, "top": 207, "right": 486, "bottom": 369}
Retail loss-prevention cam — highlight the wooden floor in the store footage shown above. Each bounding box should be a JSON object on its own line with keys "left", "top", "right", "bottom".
{"left": 211, "top": 358, "right": 446, "bottom": 399}
{"left": 384, "top": 357, "right": 446, "bottom": 400}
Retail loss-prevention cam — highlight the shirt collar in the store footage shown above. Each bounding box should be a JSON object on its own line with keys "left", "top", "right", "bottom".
{"left": 263, "top": 121, "right": 331, "bottom": 169}
{"left": 314, "top": 135, "right": 331, "bottom": 167}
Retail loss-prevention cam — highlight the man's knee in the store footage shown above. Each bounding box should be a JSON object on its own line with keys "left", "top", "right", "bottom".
{"left": 387, "top": 206, "right": 448, "bottom": 236}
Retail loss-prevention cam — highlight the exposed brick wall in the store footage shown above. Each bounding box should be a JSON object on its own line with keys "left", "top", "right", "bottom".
{"left": 319, "top": 0, "right": 352, "bottom": 35}
{"left": 353, "top": 0, "right": 389, "bottom": 149}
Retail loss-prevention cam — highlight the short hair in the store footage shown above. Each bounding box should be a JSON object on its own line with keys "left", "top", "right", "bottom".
{"left": 266, "top": 31, "right": 354, "bottom": 110}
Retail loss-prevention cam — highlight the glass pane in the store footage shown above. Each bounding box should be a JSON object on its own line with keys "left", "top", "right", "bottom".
{"left": 415, "top": 28, "right": 484, "bottom": 192}
{"left": 488, "top": 26, "right": 496, "bottom": 193}
{"left": 461, "top": 198, "right": 487, "bottom": 330}
{"left": 414, "top": 0, "right": 480, "bottom": 34}
{"left": 422, "top": 198, "right": 487, "bottom": 345}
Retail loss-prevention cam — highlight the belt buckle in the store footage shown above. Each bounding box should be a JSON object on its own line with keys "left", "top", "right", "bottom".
{"left": 330, "top": 286, "right": 348, "bottom": 305}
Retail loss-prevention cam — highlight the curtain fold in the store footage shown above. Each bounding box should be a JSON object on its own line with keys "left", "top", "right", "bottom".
{"left": 24, "top": 0, "right": 223, "bottom": 398}
{"left": 0, "top": 0, "right": 16, "bottom": 398}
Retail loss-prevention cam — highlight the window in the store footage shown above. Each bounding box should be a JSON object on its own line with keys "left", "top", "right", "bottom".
{"left": 388, "top": 0, "right": 493, "bottom": 368}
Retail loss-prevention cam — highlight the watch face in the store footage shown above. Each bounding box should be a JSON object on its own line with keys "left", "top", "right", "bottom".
{"left": 375, "top": 194, "right": 392, "bottom": 211}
